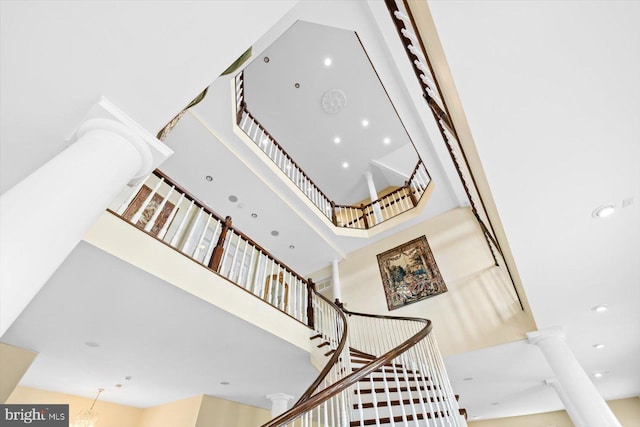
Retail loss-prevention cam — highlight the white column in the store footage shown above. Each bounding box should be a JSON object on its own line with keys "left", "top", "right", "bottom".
{"left": 0, "top": 100, "right": 172, "bottom": 337}
{"left": 364, "top": 171, "right": 383, "bottom": 223}
{"left": 266, "top": 393, "right": 294, "bottom": 418}
{"left": 527, "top": 327, "right": 621, "bottom": 427}
{"left": 545, "top": 378, "right": 587, "bottom": 427}
{"left": 332, "top": 259, "right": 342, "bottom": 303}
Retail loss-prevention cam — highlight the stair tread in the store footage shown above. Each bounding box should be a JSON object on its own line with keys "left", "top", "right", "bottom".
{"left": 353, "top": 396, "right": 447, "bottom": 408}
{"left": 349, "top": 410, "right": 460, "bottom": 426}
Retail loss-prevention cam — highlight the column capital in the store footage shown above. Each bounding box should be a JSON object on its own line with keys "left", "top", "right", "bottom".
{"left": 266, "top": 393, "right": 294, "bottom": 401}
{"left": 70, "top": 97, "right": 173, "bottom": 185}
{"left": 527, "top": 326, "right": 566, "bottom": 346}
{"left": 266, "top": 393, "right": 294, "bottom": 417}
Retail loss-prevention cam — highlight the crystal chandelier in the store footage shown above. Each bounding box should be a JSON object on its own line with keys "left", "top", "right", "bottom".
{"left": 71, "top": 388, "right": 103, "bottom": 427}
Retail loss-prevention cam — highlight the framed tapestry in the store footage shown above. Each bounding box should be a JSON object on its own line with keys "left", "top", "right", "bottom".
{"left": 377, "top": 235, "right": 447, "bottom": 310}
{"left": 122, "top": 185, "right": 176, "bottom": 237}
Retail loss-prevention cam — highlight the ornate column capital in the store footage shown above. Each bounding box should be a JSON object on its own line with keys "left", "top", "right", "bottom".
{"left": 70, "top": 97, "right": 173, "bottom": 185}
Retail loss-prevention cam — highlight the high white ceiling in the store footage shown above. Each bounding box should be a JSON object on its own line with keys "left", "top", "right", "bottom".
{"left": 1, "top": 0, "right": 638, "bottom": 423}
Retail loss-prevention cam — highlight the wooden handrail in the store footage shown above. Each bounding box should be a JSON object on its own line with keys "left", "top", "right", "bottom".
{"left": 262, "top": 304, "right": 432, "bottom": 427}
{"left": 238, "top": 102, "right": 334, "bottom": 207}
{"left": 236, "top": 70, "right": 430, "bottom": 230}
{"left": 294, "top": 290, "right": 348, "bottom": 405}
{"left": 334, "top": 160, "right": 426, "bottom": 213}
{"left": 152, "top": 170, "right": 225, "bottom": 223}
{"left": 385, "top": 0, "right": 524, "bottom": 310}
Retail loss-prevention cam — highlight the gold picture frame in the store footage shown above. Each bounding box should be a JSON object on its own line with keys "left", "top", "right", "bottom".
{"left": 377, "top": 235, "right": 447, "bottom": 310}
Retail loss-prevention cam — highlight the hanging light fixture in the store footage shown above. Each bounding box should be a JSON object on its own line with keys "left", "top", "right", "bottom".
{"left": 72, "top": 388, "right": 103, "bottom": 427}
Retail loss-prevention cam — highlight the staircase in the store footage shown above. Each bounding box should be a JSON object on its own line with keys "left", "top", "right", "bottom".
{"left": 264, "top": 296, "right": 467, "bottom": 427}
{"left": 350, "top": 348, "right": 465, "bottom": 426}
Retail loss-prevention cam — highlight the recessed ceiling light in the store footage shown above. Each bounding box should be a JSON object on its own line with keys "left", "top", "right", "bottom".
{"left": 342, "top": 162, "right": 349, "bottom": 169}
{"left": 592, "top": 304, "right": 608, "bottom": 313}
{"left": 263, "top": 57, "right": 270, "bottom": 63}
{"left": 251, "top": 213, "right": 258, "bottom": 218}
{"left": 383, "top": 137, "right": 391, "bottom": 144}
{"left": 463, "top": 377, "right": 473, "bottom": 381}
{"left": 228, "top": 195, "right": 238, "bottom": 203}
{"left": 125, "top": 376, "right": 132, "bottom": 381}
{"left": 334, "top": 137, "right": 341, "bottom": 144}
{"left": 289, "top": 245, "right": 295, "bottom": 249}
{"left": 115, "top": 384, "right": 122, "bottom": 388}
{"left": 324, "top": 57, "right": 332, "bottom": 67}
{"left": 294, "top": 83, "right": 300, "bottom": 89}
{"left": 271, "top": 230, "right": 279, "bottom": 236}
{"left": 84, "top": 342, "right": 100, "bottom": 348}
{"left": 362, "top": 119, "right": 369, "bottom": 127}
{"left": 220, "top": 381, "right": 230, "bottom": 385}
{"left": 593, "top": 372, "right": 603, "bottom": 378}
{"left": 491, "top": 402, "right": 499, "bottom": 406}
{"left": 205, "top": 175, "right": 213, "bottom": 182}
{"left": 593, "top": 344, "right": 605, "bottom": 349}
{"left": 592, "top": 205, "right": 615, "bottom": 218}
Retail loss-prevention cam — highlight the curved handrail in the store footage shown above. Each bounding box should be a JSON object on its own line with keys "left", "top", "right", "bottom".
{"left": 261, "top": 302, "right": 433, "bottom": 427}
{"left": 294, "top": 293, "right": 349, "bottom": 405}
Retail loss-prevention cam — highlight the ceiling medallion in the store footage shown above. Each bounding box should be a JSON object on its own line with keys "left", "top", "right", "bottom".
{"left": 321, "top": 89, "right": 347, "bottom": 114}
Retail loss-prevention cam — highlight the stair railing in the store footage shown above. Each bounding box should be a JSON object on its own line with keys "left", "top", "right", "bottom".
{"left": 234, "top": 72, "right": 432, "bottom": 231}
{"left": 263, "top": 300, "right": 463, "bottom": 427}
{"left": 109, "top": 170, "right": 310, "bottom": 326}
{"left": 384, "top": 0, "right": 526, "bottom": 312}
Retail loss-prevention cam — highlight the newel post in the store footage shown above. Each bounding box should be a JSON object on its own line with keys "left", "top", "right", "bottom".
{"left": 330, "top": 201, "right": 338, "bottom": 226}
{"left": 406, "top": 180, "right": 418, "bottom": 206}
{"left": 209, "top": 216, "right": 232, "bottom": 271}
{"left": 306, "top": 279, "right": 316, "bottom": 329}
{"left": 360, "top": 204, "right": 369, "bottom": 229}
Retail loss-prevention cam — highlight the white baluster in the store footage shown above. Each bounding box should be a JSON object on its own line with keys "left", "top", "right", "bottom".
{"left": 158, "top": 192, "right": 184, "bottom": 241}
{"left": 170, "top": 200, "right": 195, "bottom": 246}
{"left": 227, "top": 232, "right": 241, "bottom": 279}
{"left": 181, "top": 207, "right": 204, "bottom": 254}
{"left": 245, "top": 246, "right": 257, "bottom": 291}
{"left": 192, "top": 214, "right": 212, "bottom": 261}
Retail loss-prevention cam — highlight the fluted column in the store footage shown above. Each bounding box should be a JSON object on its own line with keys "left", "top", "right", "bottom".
{"left": 527, "top": 327, "right": 620, "bottom": 427}
{"left": 0, "top": 99, "right": 172, "bottom": 337}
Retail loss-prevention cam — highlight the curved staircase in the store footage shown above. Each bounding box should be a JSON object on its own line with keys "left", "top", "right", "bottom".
{"left": 263, "top": 294, "right": 467, "bottom": 427}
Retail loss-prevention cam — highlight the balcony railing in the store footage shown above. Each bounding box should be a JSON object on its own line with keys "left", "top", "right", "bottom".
{"left": 111, "top": 170, "right": 312, "bottom": 327}
{"left": 385, "top": 0, "right": 523, "bottom": 308}
{"left": 110, "top": 169, "right": 463, "bottom": 426}
{"left": 234, "top": 71, "right": 432, "bottom": 231}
